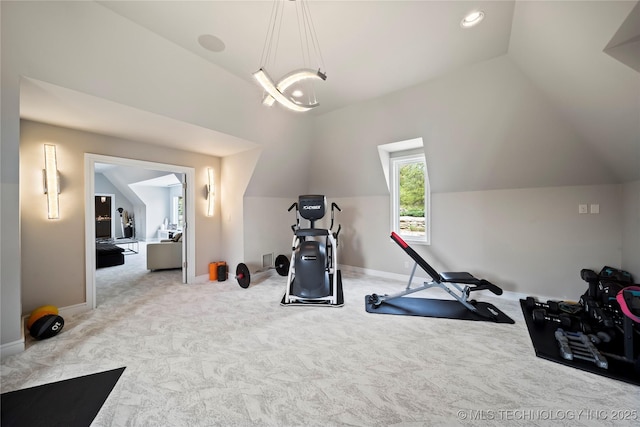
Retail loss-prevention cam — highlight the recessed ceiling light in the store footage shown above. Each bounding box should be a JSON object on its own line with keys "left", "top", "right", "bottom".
{"left": 198, "top": 34, "right": 225, "bottom": 53}
{"left": 461, "top": 11, "right": 485, "bottom": 28}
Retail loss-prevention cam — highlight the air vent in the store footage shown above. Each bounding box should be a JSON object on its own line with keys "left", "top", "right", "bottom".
{"left": 262, "top": 253, "right": 273, "bottom": 268}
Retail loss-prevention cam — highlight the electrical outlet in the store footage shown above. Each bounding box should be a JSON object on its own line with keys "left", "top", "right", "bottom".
{"left": 590, "top": 204, "right": 599, "bottom": 214}
{"left": 578, "top": 204, "right": 588, "bottom": 214}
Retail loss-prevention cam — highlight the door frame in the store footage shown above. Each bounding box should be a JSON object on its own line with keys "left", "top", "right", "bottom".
{"left": 84, "top": 153, "right": 196, "bottom": 309}
{"left": 180, "top": 174, "right": 188, "bottom": 284}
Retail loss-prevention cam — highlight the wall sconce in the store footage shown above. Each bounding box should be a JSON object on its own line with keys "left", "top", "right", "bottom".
{"left": 43, "top": 144, "right": 60, "bottom": 219}
{"left": 206, "top": 167, "right": 215, "bottom": 217}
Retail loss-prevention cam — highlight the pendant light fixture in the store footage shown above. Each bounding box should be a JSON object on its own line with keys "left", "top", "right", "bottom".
{"left": 253, "top": 0, "right": 327, "bottom": 112}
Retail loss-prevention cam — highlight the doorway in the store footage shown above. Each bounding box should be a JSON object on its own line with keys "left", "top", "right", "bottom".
{"left": 84, "top": 154, "right": 196, "bottom": 309}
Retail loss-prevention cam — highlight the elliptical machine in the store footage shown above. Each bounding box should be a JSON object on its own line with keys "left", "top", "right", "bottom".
{"left": 281, "top": 195, "right": 344, "bottom": 307}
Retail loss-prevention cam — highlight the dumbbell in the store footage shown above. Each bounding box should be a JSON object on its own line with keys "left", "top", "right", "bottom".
{"left": 532, "top": 308, "right": 573, "bottom": 328}
{"left": 579, "top": 300, "right": 615, "bottom": 328}
{"left": 585, "top": 331, "right": 612, "bottom": 345}
{"left": 234, "top": 254, "right": 290, "bottom": 289}
{"left": 526, "top": 296, "right": 560, "bottom": 313}
{"left": 555, "top": 329, "right": 608, "bottom": 369}
{"left": 580, "top": 269, "right": 599, "bottom": 299}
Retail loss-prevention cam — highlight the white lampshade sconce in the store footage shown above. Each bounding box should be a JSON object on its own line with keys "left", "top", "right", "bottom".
{"left": 206, "top": 168, "right": 215, "bottom": 217}
{"left": 43, "top": 144, "right": 61, "bottom": 219}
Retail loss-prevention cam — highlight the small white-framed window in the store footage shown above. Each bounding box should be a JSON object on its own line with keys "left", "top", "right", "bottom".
{"left": 378, "top": 137, "right": 430, "bottom": 245}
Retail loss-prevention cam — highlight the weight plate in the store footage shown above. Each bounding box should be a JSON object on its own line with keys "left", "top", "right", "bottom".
{"left": 275, "top": 254, "right": 290, "bottom": 276}
{"left": 236, "top": 263, "right": 251, "bottom": 288}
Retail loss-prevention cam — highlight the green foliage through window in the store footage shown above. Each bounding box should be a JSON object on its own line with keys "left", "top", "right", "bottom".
{"left": 399, "top": 162, "right": 425, "bottom": 217}
{"left": 382, "top": 138, "right": 430, "bottom": 244}
{"left": 392, "top": 153, "right": 429, "bottom": 242}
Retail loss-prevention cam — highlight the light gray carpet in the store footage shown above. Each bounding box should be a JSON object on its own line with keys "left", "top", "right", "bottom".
{"left": 2, "top": 247, "right": 638, "bottom": 426}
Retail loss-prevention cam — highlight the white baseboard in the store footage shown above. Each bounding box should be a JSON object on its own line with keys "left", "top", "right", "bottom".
{"left": 59, "top": 302, "right": 91, "bottom": 318}
{"left": 1, "top": 338, "right": 25, "bottom": 360}
{"left": 8, "top": 302, "right": 91, "bottom": 359}
{"left": 194, "top": 274, "right": 211, "bottom": 284}
{"left": 340, "top": 264, "right": 414, "bottom": 283}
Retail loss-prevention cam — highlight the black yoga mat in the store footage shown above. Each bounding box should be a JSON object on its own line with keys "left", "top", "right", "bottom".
{"left": 365, "top": 296, "right": 515, "bottom": 323}
{"left": 520, "top": 299, "right": 640, "bottom": 386}
{"left": 1, "top": 367, "right": 125, "bottom": 427}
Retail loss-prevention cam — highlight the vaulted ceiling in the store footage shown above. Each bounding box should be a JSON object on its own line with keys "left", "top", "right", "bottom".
{"left": 19, "top": 1, "right": 640, "bottom": 182}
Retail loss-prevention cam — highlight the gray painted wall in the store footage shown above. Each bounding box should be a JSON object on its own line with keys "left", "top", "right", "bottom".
{"left": 135, "top": 185, "right": 171, "bottom": 240}
{"left": 309, "top": 56, "right": 618, "bottom": 197}
{"left": 243, "top": 197, "right": 303, "bottom": 272}
{"left": 622, "top": 180, "right": 640, "bottom": 276}
{"left": 327, "top": 185, "right": 622, "bottom": 301}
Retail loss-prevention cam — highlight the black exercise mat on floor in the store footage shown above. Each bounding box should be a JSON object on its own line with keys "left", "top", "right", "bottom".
{"left": 1, "top": 367, "right": 125, "bottom": 427}
{"left": 365, "top": 296, "right": 515, "bottom": 323}
{"left": 520, "top": 299, "right": 640, "bottom": 386}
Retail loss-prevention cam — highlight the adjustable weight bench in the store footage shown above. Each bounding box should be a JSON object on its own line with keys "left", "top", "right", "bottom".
{"left": 366, "top": 232, "right": 514, "bottom": 323}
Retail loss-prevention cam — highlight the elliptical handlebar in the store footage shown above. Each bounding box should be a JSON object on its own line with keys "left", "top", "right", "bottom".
{"left": 333, "top": 224, "right": 342, "bottom": 245}
{"left": 330, "top": 202, "right": 341, "bottom": 231}
{"left": 288, "top": 202, "right": 299, "bottom": 232}
{"left": 330, "top": 203, "right": 342, "bottom": 245}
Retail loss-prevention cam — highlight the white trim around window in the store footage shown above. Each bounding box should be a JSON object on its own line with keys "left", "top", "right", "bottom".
{"left": 377, "top": 137, "right": 431, "bottom": 245}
